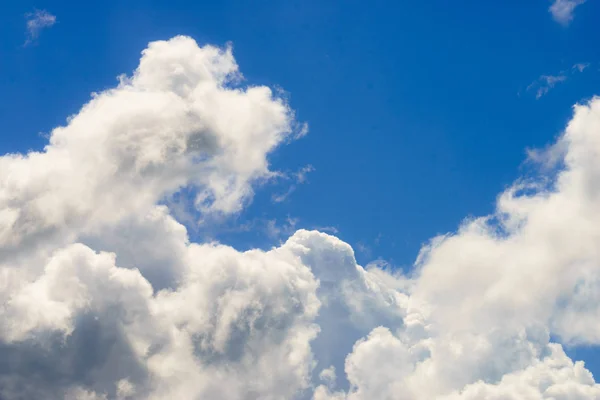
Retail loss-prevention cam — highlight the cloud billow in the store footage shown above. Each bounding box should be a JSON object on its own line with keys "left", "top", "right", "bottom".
{"left": 2, "top": 36, "right": 600, "bottom": 399}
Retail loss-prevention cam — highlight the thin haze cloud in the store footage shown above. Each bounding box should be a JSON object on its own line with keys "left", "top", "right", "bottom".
{"left": 25, "top": 9, "right": 56, "bottom": 45}
{"left": 527, "top": 62, "right": 591, "bottom": 99}
{"left": 272, "top": 164, "right": 315, "bottom": 203}
{"left": 529, "top": 75, "right": 568, "bottom": 99}
{"left": 549, "top": 0, "right": 586, "bottom": 25}
{"left": 573, "top": 62, "right": 591, "bottom": 72}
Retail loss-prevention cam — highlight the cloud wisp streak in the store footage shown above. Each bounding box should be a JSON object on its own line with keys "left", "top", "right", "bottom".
{"left": 527, "top": 62, "right": 591, "bottom": 99}
{"left": 272, "top": 164, "right": 315, "bottom": 203}
{"left": 24, "top": 9, "right": 56, "bottom": 45}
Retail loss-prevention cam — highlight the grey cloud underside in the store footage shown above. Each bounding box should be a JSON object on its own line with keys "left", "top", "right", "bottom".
{"left": 2, "top": 36, "right": 600, "bottom": 399}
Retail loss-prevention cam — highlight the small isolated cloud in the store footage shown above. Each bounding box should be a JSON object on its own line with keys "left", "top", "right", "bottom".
{"left": 265, "top": 216, "right": 299, "bottom": 240}
{"left": 319, "top": 366, "right": 337, "bottom": 389}
{"left": 527, "top": 62, "right": 591, "bottom": 99}
{"left": 272, "top": 164, "right": 315, "bottom": 203}
{"left": 549, "top": 0, "right": 586, "bottom": 25}
{"left": 25, "top": 9, "right": 56, "bottom": 45}
{"left": 529, "top": 74, "right": 567, "bottom": 99}
{"left": 573, "top": 62, "right": 591, "bottom": 72}
{"left": 294, "top": 122, "right": 310, "bottom": 139}
{"left": 355, "top": 242, "right": 371, "bottom": 257}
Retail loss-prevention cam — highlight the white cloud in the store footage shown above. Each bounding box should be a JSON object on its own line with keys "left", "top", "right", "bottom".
{"left": 312, "top": 226, "right": 340, "bottom": 234}
{"left": 265, "top": 216, "right": 298, "bottom": 240}
{"left": 3, "top": 35, "right": 600, "bottom": 400}
{"left": 314, "top": 97, "right": 600, "bottom": 399}
{"left": 549, "top": 0, "right": 587, "bottom": 25}
{"left": 1, "top": 36, "right": 297, "bottom": 261}
{"left": 528, "top": 74, "right": 568, "bottom": 99}
{"left": 25, "top": 9, "right": 56, "bottom": 45}
{"left": 573, "top": 62, "right": 591, "bottom": 72}
{"left": 0, "top": 36, "right": 311, "bottom": 398}
{"left": 527, "top": 62, "right": 592, "bottom": 99}
{"left": 319, "top": 366, "right": 337, "bottom": 387}
{"left": 296, "top": 164, "right": 315, "bottom": 183}
{"left": 272, "top": 164, "right": 315, "bottom": 203}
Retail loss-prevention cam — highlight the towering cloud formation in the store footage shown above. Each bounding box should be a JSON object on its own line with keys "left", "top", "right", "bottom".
{"left": 2, "top": 36, "right": 600, "bottom": 399}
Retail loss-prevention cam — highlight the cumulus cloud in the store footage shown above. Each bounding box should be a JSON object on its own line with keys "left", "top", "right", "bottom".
{"left": 549, "top": 0, "right": 587, "bottom": 25}
{"left": 25, "top": 9, "right": 56, "bottom": 45}
{"left": 3, "top": 35, "right": 600, "bottom": 400}
{"left": 313, "top": 98, "right": 600, "bottom": 399}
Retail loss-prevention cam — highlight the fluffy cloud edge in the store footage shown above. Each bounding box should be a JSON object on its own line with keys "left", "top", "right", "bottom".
{"left": 2, "top": 35, "right": 600, "bottom": 400}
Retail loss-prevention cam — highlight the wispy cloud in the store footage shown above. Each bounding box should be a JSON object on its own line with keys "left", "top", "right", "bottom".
{"left": 311, "top": 226, "right": 339, "bottom": 234}
{"left": 528, "top": 75, "right": 568, "bottom": 99}
{"left": 355, "top": 242, "right": 372, "bottom": 258}
{"left": 272, "top": 164, "right": 315, "bottom": 203}
{"left": 572, "top": 62, "right": 590, "bottom": 72}
{"left": 549, "top": 0, "right": 586, "bottom": 25}
{"left": 527, "top": 62, "right": 591, "bottom": 99}
{"left": 265, "top": 216, "right": 298, "bottom": 240}
{"left": 25, "top": 9, "right": 56, "bottom": 45}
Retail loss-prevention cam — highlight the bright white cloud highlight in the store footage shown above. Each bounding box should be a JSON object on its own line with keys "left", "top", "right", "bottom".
{"left": 2, "top": 35, "right": 600, "bottom": 400}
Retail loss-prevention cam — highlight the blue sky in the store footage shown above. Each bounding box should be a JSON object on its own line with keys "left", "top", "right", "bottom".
{"left": 3, "top": 0, "right": 600, "bottom": 265}
{"left": 2, "top": 0, "right": 600, "bottom": 396}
